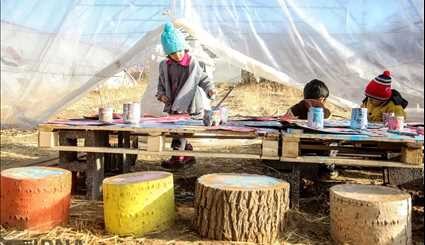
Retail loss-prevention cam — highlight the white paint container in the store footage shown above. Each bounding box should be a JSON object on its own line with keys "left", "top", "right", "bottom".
{"left": 219, "top": 107, "right": 228, "bottom": 124}
{"left": 99, "top": 107, "right": 113, "bottom": 122}
{"left": 307, "top": 107, "right": 324, "bottom": 129}
{"left": 123, "top": 102, "right": 141, "bottom": 124}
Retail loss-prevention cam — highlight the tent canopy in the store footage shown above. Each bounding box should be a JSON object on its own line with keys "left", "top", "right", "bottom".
{"left": 1, "top": 0, "right": 424, "bottom": 127}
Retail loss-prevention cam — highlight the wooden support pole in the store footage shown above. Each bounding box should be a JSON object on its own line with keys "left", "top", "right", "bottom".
{"left": 147, "top": 134, "right": 164, "bottom": 152}
{"left": 39, "top": 131, "right": 58, "bottom": 148}
{"left": 58, "top": 131, "right": 79, "bottom": 165}
{"left": 85, "top": 131, "right": 108, "bottom": 200}
{"left": 122, "top": 132, "right": 131, "bottom": 173}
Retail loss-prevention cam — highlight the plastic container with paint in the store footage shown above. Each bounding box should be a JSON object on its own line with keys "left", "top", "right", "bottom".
{"left": 307, "top": 107, "right": 324, "bottom": 129}
{"left": 388, "top": 116, "right": 404, "bottom": 130}
{"left": 382, "top": 112, "right": 395, "bottom": 127}
{"left": 350, "top": 108, "right": 368, "bottom": 129}
{"left": 99, "top": 107, "right": 113, "bottom": 122}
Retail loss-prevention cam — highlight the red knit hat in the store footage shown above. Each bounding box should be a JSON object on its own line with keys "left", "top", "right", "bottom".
{"left": 365, "top": 70, "right": 392, "bottom": 101}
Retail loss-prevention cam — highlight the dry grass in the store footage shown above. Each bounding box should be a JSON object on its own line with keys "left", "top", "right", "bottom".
{"left": 215, "top": 82, "right": 350, "bottom": 118}
{"left": 53, "top": 82, "right": 148, "bottom": 120}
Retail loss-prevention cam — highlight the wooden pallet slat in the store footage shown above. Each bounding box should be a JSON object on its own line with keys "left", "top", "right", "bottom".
{"left": 39, "top": 131, "right": 58, "bottom": 148}
{"left": 147, "top": 134, "right": 165, "bottom": 152}
{"left": 280, "top": 156, "right": 423, "bottom": 169}
{"left": 401, "top": 143, "right": 424, "bottom": 165}
{"left": 261, "top": 139, "right": 279, "bottom": 159}
{"left": 282, "top": 136, "right": 299, "bottom": 158}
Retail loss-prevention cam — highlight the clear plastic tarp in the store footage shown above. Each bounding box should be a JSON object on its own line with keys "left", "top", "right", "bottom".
{"left": 1, "top": 0, "right": 424, "bottom": 127}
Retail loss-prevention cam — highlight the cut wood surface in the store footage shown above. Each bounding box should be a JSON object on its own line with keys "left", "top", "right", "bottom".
{"left": 193, "top": 173, "right": 290, "bottom": 244}
{"left": 330, "top": 184, "right": 412, "bottom": 245}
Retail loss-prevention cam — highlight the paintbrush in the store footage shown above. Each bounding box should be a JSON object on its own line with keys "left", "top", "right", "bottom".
{"left": 212, "top": 86, "right": 235, "bottom": 110}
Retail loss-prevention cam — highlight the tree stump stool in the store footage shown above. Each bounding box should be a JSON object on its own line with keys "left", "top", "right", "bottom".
{"left": 193, "top": 173, "right": 290, "bottom": 244}
{"left": 103, "top": 171, "right": 175, "bottom": 236}
{"left": 0, "top": 167, "right": 72, "bottom": 231}
{"left": 330, "top": 184, "right": 412, "bottom": 245}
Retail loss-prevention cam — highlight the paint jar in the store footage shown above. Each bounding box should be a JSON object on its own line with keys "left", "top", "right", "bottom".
{"left": 203, "top": 109, "right": 221, "bottom": 127}
{"left": 99, "top": 107, "right": 113, "bottom": 122}
{"left": 350, "top": 108, "right": 368, "bottom": 129}
{"left": 397, "top": 116, "right": 405, "bottom": 130}
{"left": 123, "top": 103, "right": 131, "bottom": 123}
{"left": 382, "top": 112, "right": 395, "bottom": 127}
{"left": 387, "top": 116, "right": 404, "bottom": 130}
{"left": 123, "top": 102, "right": 141, "bottom": 124}
{"left": 307, "top": 107, "right": 324, "bottom": 129}
{"left": 219, "top": 107, "right": 228, "bottom": 124}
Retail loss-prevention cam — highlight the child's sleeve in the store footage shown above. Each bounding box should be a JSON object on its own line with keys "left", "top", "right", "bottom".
{"left": 289, "top": 101, "right": 306, "bottom": 119}
{"left": 197, "top": 65, "right": 214, "bottom": 95}
{"left": 324, "top": 108, "right": 331, "bottom": 119}
{"left": 392, "top": 105, "right": 406, "bottom": 118}
{"left": 156, "top": 63, "right": 166, "bottom": 99}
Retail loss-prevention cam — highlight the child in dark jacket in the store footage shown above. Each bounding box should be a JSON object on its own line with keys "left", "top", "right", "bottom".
{"left": 282, "top": 79, "right": 331, "bottom": 120}
{"left": 282, "top": 79, "right": 338, "bottom": 178}
{"left": 156, "top": 22, "right": 215, "bottom": 170}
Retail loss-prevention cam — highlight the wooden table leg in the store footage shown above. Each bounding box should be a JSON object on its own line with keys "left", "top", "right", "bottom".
{"left": 59, "top": 131, "right": 78, "bottom": 164}
{"left": 262, "top": 160, "right": 300, "bottom": 209}
{"left": 129, "top": 136, "right": 138, "bottom": 167}
{"left": 121, "top": 132, "right": 131, "bottom": 173}
{"left": 85, "top": 131, "right": 108, "bottom": 200}
{"left": 385, "top": 167, "right": 424, "bottom": 190}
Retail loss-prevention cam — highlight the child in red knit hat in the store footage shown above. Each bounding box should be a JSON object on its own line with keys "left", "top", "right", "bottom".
{"left": 362, "top": 70, "right": 408, "bottom": 122}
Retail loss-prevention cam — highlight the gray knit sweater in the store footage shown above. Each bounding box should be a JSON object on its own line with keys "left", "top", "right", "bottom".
{"left": 156, "top": 56, "right": 214, "bottom": 114}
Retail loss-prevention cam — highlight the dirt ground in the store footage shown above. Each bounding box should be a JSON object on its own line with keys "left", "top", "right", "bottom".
{"left": 1, "top": 81, "right": 423, "bottom": 244}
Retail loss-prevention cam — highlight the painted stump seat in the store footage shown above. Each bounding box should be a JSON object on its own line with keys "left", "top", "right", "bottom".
{"left": 1, "top": 166, "right": 72, "bottom": 231}
{"left": 330, "top": 184, "right": 411, "bottom": 245}
{"left": 103, "top": 171, "right": 175, "bottom": 236}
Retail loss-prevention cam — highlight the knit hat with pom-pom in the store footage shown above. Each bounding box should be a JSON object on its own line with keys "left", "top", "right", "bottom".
{"left": 160, "top": 22, "right": 185, "bottom": 55}
{"left": 365, "top": 70, "right": 393, "bottom": 101}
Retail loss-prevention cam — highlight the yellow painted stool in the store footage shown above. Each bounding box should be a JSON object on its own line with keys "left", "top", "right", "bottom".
{"left": 103, "top": 171, "right": 175, "bottom": 236}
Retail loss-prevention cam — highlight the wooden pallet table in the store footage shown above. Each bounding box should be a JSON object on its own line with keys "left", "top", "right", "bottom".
{"left": 280, "top": 131, "right": 423, "bottom": 168}
{"left": 38, "top": 122, "right": 280, "bottom": 200}
{"left": 38, "top": 120, "right": 424, "bottom": 207}
{"left": 278, "top": 130, "right": 424, "bottom": 208}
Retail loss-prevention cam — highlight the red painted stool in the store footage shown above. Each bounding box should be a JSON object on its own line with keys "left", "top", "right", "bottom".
{"left": 1, "top": 166, "right": 72, "bottom": 231}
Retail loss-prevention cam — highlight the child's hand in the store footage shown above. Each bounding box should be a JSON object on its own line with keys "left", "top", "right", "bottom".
{"left": 207, "top": 90, "right": 215, "bottom": 98}
{"left": 158, "top": 95, "right": 170, "bottom": 104}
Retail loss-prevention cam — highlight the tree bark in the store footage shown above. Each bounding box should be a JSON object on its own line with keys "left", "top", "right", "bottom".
{"left": 330, "top": 184, "right": 412, "bottom": 245}
{"left": 193, "top": 173, "right": 290, "bottom": 244}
